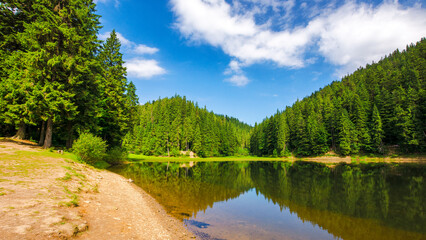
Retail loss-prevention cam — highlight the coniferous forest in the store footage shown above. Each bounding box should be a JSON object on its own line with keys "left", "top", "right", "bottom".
{"left": 123, "top": 96, "right": 251, "bottom": 157}
{"left": 250, "top": 39, "right": 426, "bottom": 156}
{"left": 0, "top": 1, "right": 425, "bottom": 157}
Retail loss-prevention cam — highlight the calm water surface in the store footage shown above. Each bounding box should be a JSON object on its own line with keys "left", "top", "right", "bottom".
{"left": 110, "top": 161, "right": 425, "bottom": 240}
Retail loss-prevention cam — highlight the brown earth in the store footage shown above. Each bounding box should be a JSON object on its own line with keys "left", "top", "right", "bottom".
{"left": 0, "top": 139, "right": 194, "bottom": 240}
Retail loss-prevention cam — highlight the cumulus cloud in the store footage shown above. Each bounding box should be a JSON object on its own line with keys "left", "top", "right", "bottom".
{"left": 313, "top": 2, "right": 426, "bottom": 75}
{"left": 225, "top": 74, "right": 250, "bottom": 87}
{"left": 99, "top": 32, "right": 165, "bottom": 79}
{"left": 125, "top": 59, "right": 166, "bottom": 79}
{"left": 134, "top": 45, "right": 159, "bottom": 55}
{"left": 171, "top": 0, "right": 426, "bottom": 80}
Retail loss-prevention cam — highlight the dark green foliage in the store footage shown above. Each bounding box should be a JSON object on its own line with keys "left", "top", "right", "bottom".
{"left": 250, "top": 38, "right": 426, "bottom": 156}
{"left": 337, "top": 109, "right": 357, "bottom": 155}
{"left": 72, "top": 132, "right": 107, "bottom": 165}
{"left": 97, "top": 30, "right": 136, "bottom": 147}
{"left": 105, "top": 146, "right": 127, "bottom": 165}
{"left": 371, "top": 105, "right": 384, "bottom": 153}
{"left": 0, "top": 2, "right": 136, "bottom": 149}
{"left": 123, "top": 95, "right": 251, "bottom": 157}
{"left": 0, "top": 0, "right": 102, "bottom": 148}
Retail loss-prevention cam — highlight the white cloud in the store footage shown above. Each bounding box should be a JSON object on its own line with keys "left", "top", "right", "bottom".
{"left": 314, "top": 2, "right": 426, "bottom": 75}
{"left": 224, "top": 59, "right": 245, "bottom": 75}
{"left": 125, "top": 59, "right": 166, "bottom": 79}
{"left": 94, "top": 0, "right": 120, "bottom": 8}
{"left": 171, "top": 0, "right": 426, "bottom": 80}
{"left": 99, "top": 32, "right": 166, "bottom": 79}
{"left": 99, "top": 32, "right": 159, "bottom": 56}
{"left": 225, "top": 75, "right": 250, "bottom": 87}
{"left": 134, "top": 45, "right": 159, "bottom": 55}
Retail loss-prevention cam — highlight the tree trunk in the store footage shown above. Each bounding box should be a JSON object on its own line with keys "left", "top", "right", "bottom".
{"left": 65, "top": 123, "right": 73, "bottom": 149}
{"left": 12, "top": 122, "right": 26, "bottom": 140}
{"left": 38, "top": 121, "right": 46, "bottom": 146}
{"left": 43, "top": 118, "right": 53, "bottom": 149}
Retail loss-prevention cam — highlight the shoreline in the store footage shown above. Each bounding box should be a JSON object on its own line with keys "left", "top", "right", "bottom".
{"left": 78, "top": 166, "right": 194, "bottom": 240}
{"left": 0, "top": 140, "right": 194, "bottom": 240}
{"left": 126, "top": 152, "right": 426, "bottom": 165}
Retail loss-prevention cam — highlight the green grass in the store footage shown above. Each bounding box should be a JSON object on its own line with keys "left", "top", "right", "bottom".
{"left": 127, "top": 154, "right": 287, "bottom": 162}
{"left": 58, "top": 172, "right": 72, "bottom": 181}
{"left": 61, "top": 186, "right": 79, "bottom": 207}
{"left": 126, "top": 153, "right": 426, "bottom": 164}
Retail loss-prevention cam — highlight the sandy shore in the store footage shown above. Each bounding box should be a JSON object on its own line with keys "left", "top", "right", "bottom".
{"left": 0, "top": 140, "right": 194, "bottom": 240}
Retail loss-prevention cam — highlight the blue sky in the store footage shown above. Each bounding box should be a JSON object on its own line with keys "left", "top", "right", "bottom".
{"left": 95, "top": 0, "right": 426, "bottom": 125}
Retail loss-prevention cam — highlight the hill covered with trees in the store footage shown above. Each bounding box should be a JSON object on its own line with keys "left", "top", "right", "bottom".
{"left": 250, "top": 39, "right": 425, "bottom": 156}
{"left": 123, "top": 96, "right": 251, "bottom": 157}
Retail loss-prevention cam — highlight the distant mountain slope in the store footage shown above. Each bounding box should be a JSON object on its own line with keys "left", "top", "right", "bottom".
{"left": 250, "top": 38, "right": 425, "bottom": 156}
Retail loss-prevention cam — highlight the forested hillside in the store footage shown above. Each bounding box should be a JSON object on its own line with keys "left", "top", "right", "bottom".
{"left": 0, "top": 1, "right": 137, "bottom": 148}
{"left": 250, "top": 39, "right": 426, "bottom": 156}
{"left": 123, "top": 96, "right": 251, "bottom": 157}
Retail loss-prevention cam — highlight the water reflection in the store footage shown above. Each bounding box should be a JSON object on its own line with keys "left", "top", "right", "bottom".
{"left": 110, "top": 161, "right": 425, "bottom": 240}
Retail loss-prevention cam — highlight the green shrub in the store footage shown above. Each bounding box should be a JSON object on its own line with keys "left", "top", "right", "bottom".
{"left": 197, "top": 150, "right": 207, "bottom": 158}
{"left": 105, "top": 147, "right": 127, "bottom": 165}
{"left": 236, "top": 148, "right": 249, "bottom": 156}
{"left": 72, "top": 133, "right": 107, "bottom": 165}
{"left": 272, "top": 149, "right": 278, "bottom": 158}
{"left": 170, "top": 148, "right": 180, "bottom": 157}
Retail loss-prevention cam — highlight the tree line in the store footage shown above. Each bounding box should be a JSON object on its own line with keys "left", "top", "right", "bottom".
{"left": 250, "top": 39, "right": 425, "bottom": 156}
{"left": 0, "top": 1, "right": 137, "bottom": 148}
{"left": 123, "top": 95, "right": 251, "bottom": 157}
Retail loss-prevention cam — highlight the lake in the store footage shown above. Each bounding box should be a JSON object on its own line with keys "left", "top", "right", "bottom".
{"left": 110, "top": 161, "right": 425, "bottom": 240}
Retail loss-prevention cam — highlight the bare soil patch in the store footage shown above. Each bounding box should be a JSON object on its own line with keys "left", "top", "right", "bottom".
{"left": 0, "top": 140, "right": 194, "bottom": 240}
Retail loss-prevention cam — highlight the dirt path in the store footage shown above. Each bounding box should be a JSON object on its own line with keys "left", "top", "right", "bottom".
{"left": 0, "top": 140, "right": 194, "bottom": 240}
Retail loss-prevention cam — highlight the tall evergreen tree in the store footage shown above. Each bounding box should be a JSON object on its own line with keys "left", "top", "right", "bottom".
{"left": 337, "top": 109, "right": 356, "bottom": 156}
{"left": 97, "top": 29, "right": 130, "bottom": 146}
{"left": 3, "top": 0, "right": 102, "bottom": 148}
{"left": 276, "top": 113, "right": 289, "bottom": 156}
{"left": 370, "top": 105, "right": 384, "bottom": 153}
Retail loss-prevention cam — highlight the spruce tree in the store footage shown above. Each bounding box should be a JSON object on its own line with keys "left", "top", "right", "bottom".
{"left": 98, "top": 30, "right": 130, "bottom": 146}
{"left": 371, "top": 105, "right": 384, "bottom": 153}
{"left": 338, "top": 109, "right": 357, "bottom": 155}
{"left": 276, "top": 113, "right": 289, "bottom": 156}
{"left": 5, "top": 0, "right": 102, "bottom": 148}
{"left": 353, "top": 94, "right": 371, "bottom": 151}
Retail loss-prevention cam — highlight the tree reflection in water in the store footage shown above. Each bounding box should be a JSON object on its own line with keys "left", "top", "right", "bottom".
{"left": 111, "top": 161, "right": 425, "bottom": 240}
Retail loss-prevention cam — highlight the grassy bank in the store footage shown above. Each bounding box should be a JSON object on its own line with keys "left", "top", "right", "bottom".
{"left": 127, "top": 152, "right": 426, "bottom": 164}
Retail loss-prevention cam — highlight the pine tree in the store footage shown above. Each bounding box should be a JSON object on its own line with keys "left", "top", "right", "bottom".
{"left": 98, "top": 30, "right": 130, "bottom": 146}
{"left": 5, "top": 0, "right": 102, "bottom": 148}
{"left": 370, "top": 105, "right": 384, "bottom": 153}
{"left": 0, "top": 1, "right": 38, "bottom": 139}
{"left": 353, "top": 94, "right": 371, "bottom": 151}
{"left": 276, "top": 113, "right": 289, "bottom": 156}
{"left": 338, "top": 109, "right": 357, "bottom": 155}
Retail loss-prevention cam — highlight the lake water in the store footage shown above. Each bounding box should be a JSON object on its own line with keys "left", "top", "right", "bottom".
{"left": 110, "top": 161, "right": 425, "bottom": 240}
